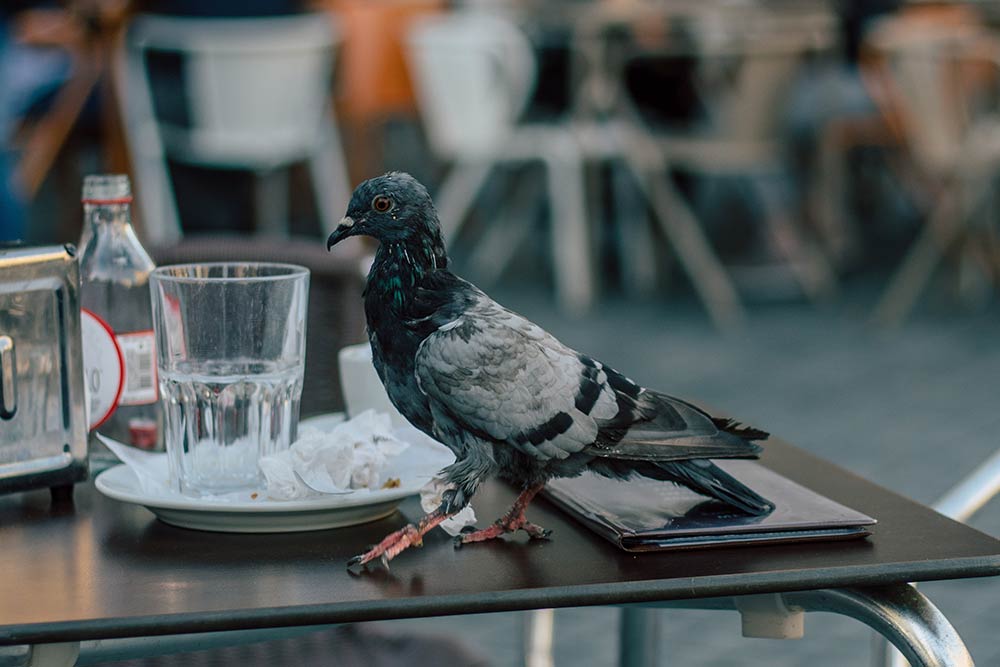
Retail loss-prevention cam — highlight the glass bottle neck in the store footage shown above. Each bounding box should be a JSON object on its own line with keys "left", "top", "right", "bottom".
{"left": 79, "top": 202, "right": 142, "bottom": 258}
{"left": 84, "top": 202, "right": 133, "bottom": 229}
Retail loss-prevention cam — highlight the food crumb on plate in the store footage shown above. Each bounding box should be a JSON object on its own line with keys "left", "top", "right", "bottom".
{"left": 381, "top": 477, "right": 401, "bottom": 489}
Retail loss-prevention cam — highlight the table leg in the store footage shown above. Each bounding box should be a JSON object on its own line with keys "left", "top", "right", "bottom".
{"left": 619, "top": 607, "right": 660, "bottom": 667}
{"left": 784, "top": 585, "right": 973, "bottom": 667}
{"left": 625, "top": 583, "right": 973, "bottom": 667}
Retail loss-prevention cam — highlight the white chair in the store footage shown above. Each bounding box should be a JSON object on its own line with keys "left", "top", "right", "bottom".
{"left": 651, "top": 10, "right": 839, "bottom": 303}
{"left": 407, "top": 10, "right": 593, "bottom": 313}
{"left": 115, "top": 13, "right": 351, "bottom": 245}
{"left": 868, "top": 22, "right": 1000, "bottom": 324}
{"left": 556, "top": 4, "right": 750, "bottom": 330}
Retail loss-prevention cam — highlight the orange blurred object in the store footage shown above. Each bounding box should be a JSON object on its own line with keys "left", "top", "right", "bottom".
{"left": 311, "top": 0, "right": 443, "bottom": 179}
{"left": 320, "top": 0, "right": 443, "bottom": 123}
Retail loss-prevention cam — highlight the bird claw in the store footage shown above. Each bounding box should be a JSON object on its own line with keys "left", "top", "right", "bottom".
{"left": 346, "top": 553, "right": 366, "bottom": 570}
{"left": 346, "top": 550, "right": 391, "bottom": 572}
{"left": 454, "top": 524, "right": 478, "bottom": 548}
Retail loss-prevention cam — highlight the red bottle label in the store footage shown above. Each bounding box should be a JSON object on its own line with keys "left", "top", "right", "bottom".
{"left": 81, "top": 309, "right": 124, "bottom": 430}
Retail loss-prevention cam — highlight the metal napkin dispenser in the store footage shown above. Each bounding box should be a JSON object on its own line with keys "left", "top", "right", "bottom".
{"left": 0, "top": 244, "right": 88, "bottom": 496}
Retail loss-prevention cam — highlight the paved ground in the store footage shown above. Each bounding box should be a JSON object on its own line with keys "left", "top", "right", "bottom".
{"left": 365, "top": 280, "right": 1000, "bottom": 667}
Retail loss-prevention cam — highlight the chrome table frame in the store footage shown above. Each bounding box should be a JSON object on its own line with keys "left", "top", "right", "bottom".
{"left": 618, "top": 584, "right": 972, "bottom": 667}
{"left": 11, "top": 582, "right": 970, "bottom": 667}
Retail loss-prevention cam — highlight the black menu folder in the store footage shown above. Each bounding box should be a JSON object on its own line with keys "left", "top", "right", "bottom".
{"left": 543, "top": 460, "right": 876, "bottom": 552}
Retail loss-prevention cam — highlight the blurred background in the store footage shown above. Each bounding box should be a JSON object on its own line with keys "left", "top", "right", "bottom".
{"left": 2, "top": 0, "right": 999, "bottom": 665}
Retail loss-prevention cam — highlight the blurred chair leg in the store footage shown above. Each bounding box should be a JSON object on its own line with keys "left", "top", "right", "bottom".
{"left": 872, "top": 635, "right": 910, "bottom": 667}
{"left": 752, "top": 175, "right": 838, "bottom": 302}
{"left": 466, "top": 172, "right": 542, "bottom": 287}
{"left": 435, "top": 161, "right": 494, "bottom": 247}
{"left": 955, "top": 170, "right": 998, "bottom": 308}
{"left": 254, "top": 168, "right": 290, "bottom": 236}
{"left": 524, "top": 609, "right": 555, "bottom": 667}
{"left": 812, "top": 116, "right": 896, "bottom": 266}
{"left": 623, "top": 145, "right": 745, "bottom": 330}
{"left": 544, "top": 140, "right": 593, "bottom": 314}
{"left": 873, "top": 184, "right": 964, "bottom": 326}
{"left": 813, "top": 120, "right": 852, "bottom": 263}
{"left": 612, "top": 162, "right": 658, "bottom": 296}
{"left": 934, "top": 446, "right": 1000, "bottom": 524}
{"left": 309, "top": 127, "right": 353, "bottom": 238}
{"left": 126, "top": 120, "right": 184, "bottom": 245}
{"left": 114, "top": 42, "right": 183, "bottom": 245}
{"left": 26, "top": 642, "right": 79, "bottom": 667}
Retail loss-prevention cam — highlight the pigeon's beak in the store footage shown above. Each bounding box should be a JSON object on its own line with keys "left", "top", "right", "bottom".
{"left": 326, "top": 216, "right": 357, "bottom": 251}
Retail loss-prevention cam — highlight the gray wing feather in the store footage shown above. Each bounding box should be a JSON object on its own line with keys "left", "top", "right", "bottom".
{"left": 415, "top": 296, "right": 764, "bottom": 465}
{"left": 415, "top": 305, "right": 607, "bottom": 461}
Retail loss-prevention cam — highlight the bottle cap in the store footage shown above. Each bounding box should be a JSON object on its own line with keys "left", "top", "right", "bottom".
{"left": 82, "top": 175, "right": 132, "bottom": 204}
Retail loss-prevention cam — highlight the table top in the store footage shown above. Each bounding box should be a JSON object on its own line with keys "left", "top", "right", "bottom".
{"left": 1, "top": 439, "right": 998, "bottom": 646}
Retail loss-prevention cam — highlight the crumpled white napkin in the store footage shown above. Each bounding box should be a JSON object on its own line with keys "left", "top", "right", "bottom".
{"left": 100, "top": 413, "right": 462, "bottom": 516}
{"left": 260, "top": 409, "right": 410, "bottom": 500}
{"left": 419, "top": 477, "right": 478, "bottom": 536}
{"left": 98, "top": 434, "right": 172, "bottom": 495}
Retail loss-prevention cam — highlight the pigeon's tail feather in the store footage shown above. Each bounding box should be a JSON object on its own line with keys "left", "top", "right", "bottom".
{"left": 711, "top": 417, "right": 769, "bottom": 442}
{"left": 648, "top": 460, "right": 775, "bottom": 516}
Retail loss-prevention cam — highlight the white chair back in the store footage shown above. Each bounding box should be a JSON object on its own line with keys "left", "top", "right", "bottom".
{"left": 407, "top": 11, "right": 536, "bottom": 159}
{"left": 116, "top": 13, "right": 348, "bottom": 245}
{"left": 127, "top": 14, "right": 337, "bottom": 168}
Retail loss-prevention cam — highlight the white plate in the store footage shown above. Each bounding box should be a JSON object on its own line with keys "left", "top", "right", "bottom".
{"left": 94, "top": 416, "right": 454, "bottom": 533}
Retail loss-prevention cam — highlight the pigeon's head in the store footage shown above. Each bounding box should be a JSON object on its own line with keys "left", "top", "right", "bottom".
{"left": 327, "top": 172, "right": 444, "bottom": 252}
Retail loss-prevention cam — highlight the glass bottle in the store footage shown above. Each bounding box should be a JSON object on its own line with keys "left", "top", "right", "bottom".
{"left": 78, "top": 175, "right": 162, "bottom": 471}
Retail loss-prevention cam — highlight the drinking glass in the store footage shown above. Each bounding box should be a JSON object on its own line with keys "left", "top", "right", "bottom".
{"left": 150, "top": 263, "right": 309, "bottom": 496}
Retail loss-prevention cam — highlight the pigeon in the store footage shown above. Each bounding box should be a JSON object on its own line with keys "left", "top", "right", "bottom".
{"left": 327, "top": 172, "right": 774, "bottom": 568}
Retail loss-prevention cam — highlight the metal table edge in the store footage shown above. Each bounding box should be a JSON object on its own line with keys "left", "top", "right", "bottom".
{"left": 3, "top": 554, "right": 998, "bottom": 647}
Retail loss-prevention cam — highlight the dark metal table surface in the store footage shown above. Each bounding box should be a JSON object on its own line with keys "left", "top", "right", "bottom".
{"left": 1, "top": 439, "right": 998, "bottom": 649}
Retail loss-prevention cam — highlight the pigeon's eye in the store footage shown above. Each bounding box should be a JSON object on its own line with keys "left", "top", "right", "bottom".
{"left": 372, "top": 195, "right": 393, "bottom": 213}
